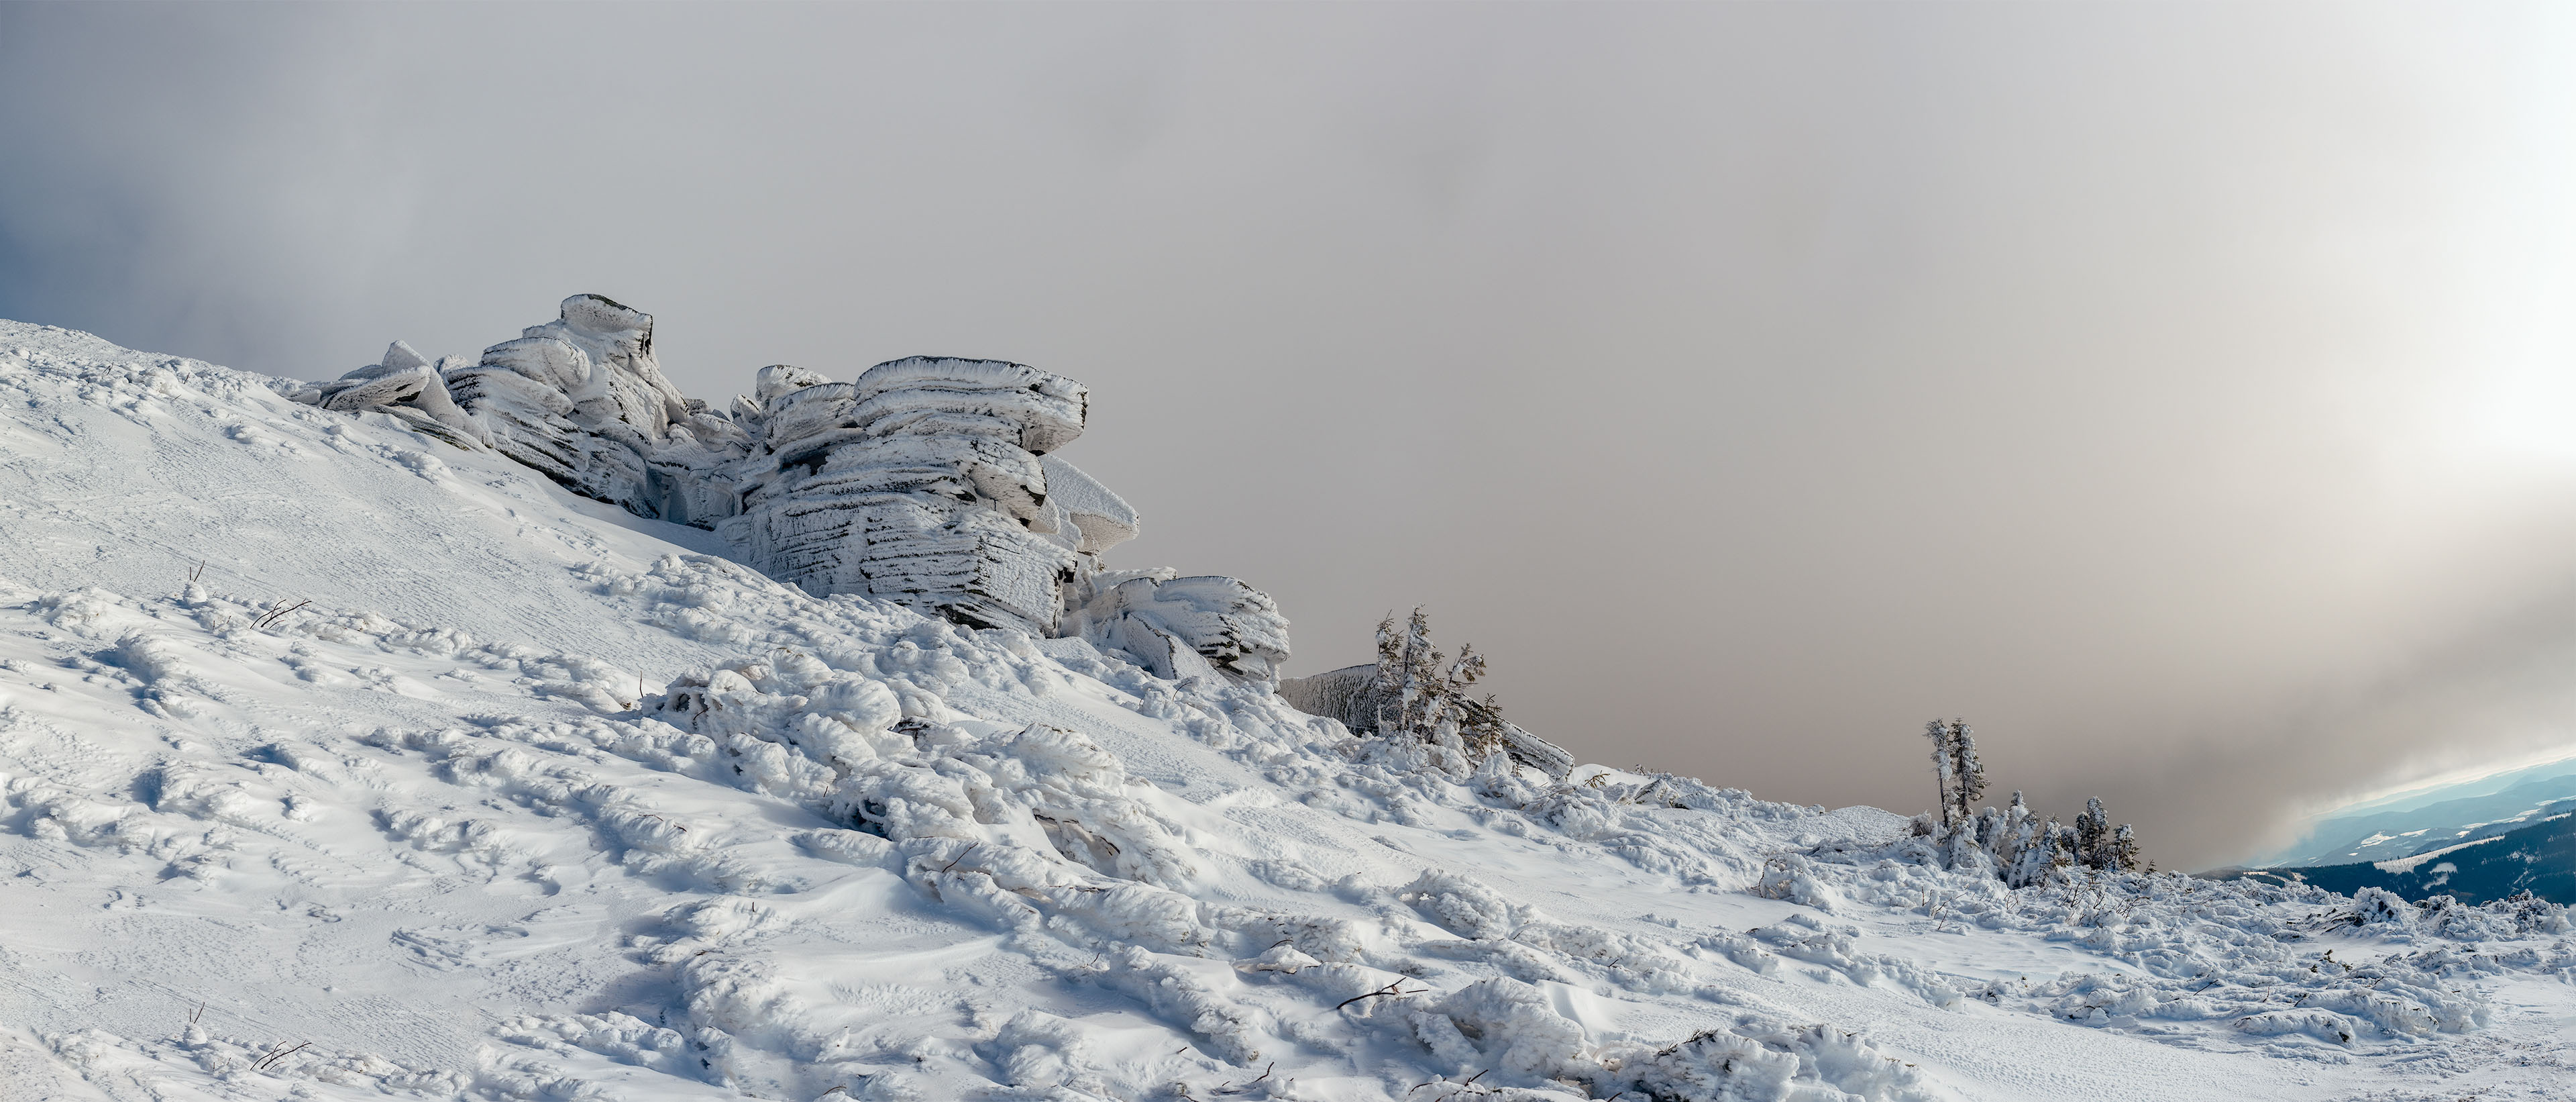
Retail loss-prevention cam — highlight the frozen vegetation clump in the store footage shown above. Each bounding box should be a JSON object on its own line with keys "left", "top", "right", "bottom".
{"left": 1281, "top": 607, "right": 1576, "bottom": 780}
{"left": 1906, "top": 719, "right": 2140, "bottom": 889}
{"left": 1741, "top": 717, "right": 2576, "bottom": 1058}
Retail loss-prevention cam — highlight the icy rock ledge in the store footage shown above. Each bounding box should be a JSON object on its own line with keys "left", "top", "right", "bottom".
{"left": 298, "top": 294, "right": 1293, "bottom": 686}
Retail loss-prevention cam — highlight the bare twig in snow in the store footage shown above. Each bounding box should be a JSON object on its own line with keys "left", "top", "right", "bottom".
{"left": 252, "top": 599, "right": 311, "bottom": 630}
{"left": 252, "top": 1040, "right": 309, "bottom": 1071}
{"left": 1335, "top": 981, "right": 1424, "bottom": 1011}
{"left": 1214, "top": 1063, "right": 1275, "bottom": 1095}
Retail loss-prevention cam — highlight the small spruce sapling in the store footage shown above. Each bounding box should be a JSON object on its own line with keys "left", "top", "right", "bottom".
{"left": 1921, "top": 717, "right": 1983, "bottom": 830}
{"left": 1442, "top": 644, "right": 1510, "bottom": 759}
{"left": 2074, "top": 797, "right": 2110, "bottom": 871}
{"left": 2001, "top": 793, "right": 2052, "bottom": 887}
{"left": 2108, "top": 823, "right": 2141, "bottom": 873}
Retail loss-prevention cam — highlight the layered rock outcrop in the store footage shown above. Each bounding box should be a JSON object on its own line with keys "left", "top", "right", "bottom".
{"left": 299, "top": 295, "right": 1291, "bottom": 686}
{"left": 447, "top": 294, "right": 752, "bottom": 520}
{"left": 726, "top": 356, "right": 1089, "bottom": 634}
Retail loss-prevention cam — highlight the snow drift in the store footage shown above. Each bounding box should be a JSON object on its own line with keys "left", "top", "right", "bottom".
{"left": 1, "top": 310, "right": 2573, "bottom": 1102}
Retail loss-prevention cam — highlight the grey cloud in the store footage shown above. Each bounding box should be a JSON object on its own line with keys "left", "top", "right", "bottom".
{"left": 5, "top": 3, "right": 2574, "bottom": 868}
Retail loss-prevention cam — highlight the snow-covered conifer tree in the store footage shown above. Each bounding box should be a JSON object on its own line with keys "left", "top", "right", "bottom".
{"left": 2074, "top": 797, "right": 2110, "bottom": 871}
{"left": 1374, "top": 607, "right": 1444, "bottom": 738}
{"left": 1948, "top": 720, "right": 1986, "bottom": 825}
{"left": 1988, "top": 791, "right": 2032, "bottom": 878}
{"left": 1924, "top": 719, "right": 1957, "bottom": 826}
{"left": 1369, "top": 608, "right": 1512, "bottom": 759}
{"left": 1442, "top": 644, "right": 1511, "bottom": 759}
{"left": 2008, "top": 813, "right": 2067, "bottom": 887}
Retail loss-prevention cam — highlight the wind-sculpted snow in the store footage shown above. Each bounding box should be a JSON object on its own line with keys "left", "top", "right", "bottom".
{"left": 5, "top": 319, "right": 2576, "bottom": 1101}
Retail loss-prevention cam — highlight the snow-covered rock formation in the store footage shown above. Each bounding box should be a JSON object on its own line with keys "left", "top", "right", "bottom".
{"left": 724, "top": 355, "right": 1087, "bottom": 635}
{"left": 294, "top": 339, "right": 481, "bottom": 448}
{"left": 294, "top": 295, "right": 1291, "bottom": 684}
{"left": 1064, "top": 571, "right": 1293, "bottom": 684}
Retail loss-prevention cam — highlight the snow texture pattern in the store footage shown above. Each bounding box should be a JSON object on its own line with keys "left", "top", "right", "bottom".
{"left": 3, "top": 315, "right": 2573, "bottom": 1102}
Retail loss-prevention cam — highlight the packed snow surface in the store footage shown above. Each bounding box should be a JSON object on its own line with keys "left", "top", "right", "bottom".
{"left": 2, "top": 319, "right": 2574, "bottom": 1101}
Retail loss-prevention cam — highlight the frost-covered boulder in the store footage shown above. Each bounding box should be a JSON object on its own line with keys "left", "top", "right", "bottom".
{"left": 287, "top": 340, "right": 483, "bottom": 448}
{"left": 493, "top": 293, "right": 691, "bottom": 441}
{"left": 713, "top": 352, "right": 1284, "bottom": 664}
{"left": 1063, "top": 570, "right": 1292, "bottom": 685}
{"left": 1034, "top": 462, "right": 1296, "bottom": 686}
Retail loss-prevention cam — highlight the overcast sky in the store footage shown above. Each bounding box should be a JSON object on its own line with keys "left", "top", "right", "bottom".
{"left": 6, "top": 3, "right": 2575, "bottom": 868}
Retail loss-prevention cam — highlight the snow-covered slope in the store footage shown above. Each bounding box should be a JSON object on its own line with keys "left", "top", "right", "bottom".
{"left": 3, "top": 320, "right": 2573, "bottom": 1102}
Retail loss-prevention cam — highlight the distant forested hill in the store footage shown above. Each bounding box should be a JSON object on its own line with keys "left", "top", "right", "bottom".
{"left": 2231, "top": 813, "right": 2576, "bottom": 905}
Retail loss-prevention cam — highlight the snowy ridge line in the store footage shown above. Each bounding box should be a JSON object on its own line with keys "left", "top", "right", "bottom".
{"left": 6, "top": 317, "right": 2576, "bottom": 1100}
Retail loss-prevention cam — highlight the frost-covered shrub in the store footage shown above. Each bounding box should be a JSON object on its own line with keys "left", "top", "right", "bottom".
{"left": 1591, "top": 1016, "right": 1942, "bottom": 1102}
{"left": 2349, "top": 885, "right": 2416, "bottom": 927}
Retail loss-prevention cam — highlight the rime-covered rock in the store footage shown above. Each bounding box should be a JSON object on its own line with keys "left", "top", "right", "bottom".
{"left": 321, "top": 295, "right": 1289, "bottom": 680}
{"left": 1276, "top": 664, "right": 1377, "bottom": 732}
{"left": 288, "top": 340, "right": 484, "bottom": 449}
{"left": 714, "top": 358, "right": 1287, "bottom": 672}
{"left": 1036, "top": 455, "right": 1139, "bottom": 555}
{"left": 641, "top": 397, "right": 754, "bottom": 528}
{"left": 441, "top": 294, "right": 753, "bottom": 518}
{"left": 726, "top": 356, "right": 1092, "bottom": 634}
{"left": 1064, "top": 570, "right": 1291, "bottom": 685}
